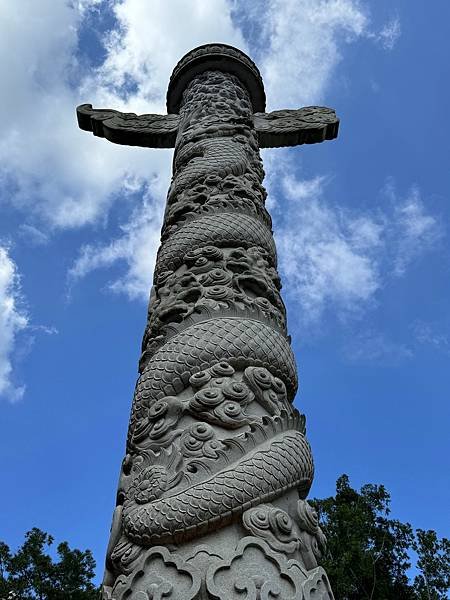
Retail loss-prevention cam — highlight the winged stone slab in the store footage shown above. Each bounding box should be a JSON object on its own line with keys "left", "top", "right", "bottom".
{"left": 76, "top": 103, "right": 338, "bottom": 149}
{"left": 76, "top": 103, "right": 179, "bottom": 148}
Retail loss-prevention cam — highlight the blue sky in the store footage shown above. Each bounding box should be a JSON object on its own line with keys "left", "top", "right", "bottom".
{"left": 0, "top": 0, "right": 449, "bottom": 580}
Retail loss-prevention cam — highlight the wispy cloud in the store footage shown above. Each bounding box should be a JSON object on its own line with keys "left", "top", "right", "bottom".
{"left": 375, "top": 16, "right": 401, "bottom": 51}
{"left": 0, "top": 1, "right": 146, "bottom": 229}
{"left": 412, "top": 320, "right": 450, "bottom": 355}
{"left": 68, "top": 191, "right": 165, "bottom": 300}
{"left": 269, "top": 168, "right": 443, "bottom": 326}
{"left": 275, "top": 172, "right": 380, "bottom": 322}
{"left": 256, "top": 0, "right": 368, "bottom": 109}
{"left": 382, "top": 179, "right": 443, "bottom": 276}
{"left": 235, "top": 0, "right": 400, "bottom": 109}
{"left": 343, "top": 329, "right": 413, "bottom": 364}
{"left": 343, "top": 318, "right": 450, "bottom": 365}
{"left": 90, "top": 0, "right": 246, "bottom": 108}
{"left": 18, "top": 225, "right": 50, "bottom": 247}
{"left": 0, "top": 246, "right": 28, "bottom": 402}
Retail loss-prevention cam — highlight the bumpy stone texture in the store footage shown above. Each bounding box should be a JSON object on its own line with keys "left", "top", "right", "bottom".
{"left": 78, "top": 44, "right": 338, "bottom": 599}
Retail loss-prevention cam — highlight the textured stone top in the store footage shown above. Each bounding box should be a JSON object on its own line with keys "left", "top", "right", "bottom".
{"left": 166, "top": 43, "right": 266, "bottom": 114}
{"left": 77, "top": 43, "right": 339, "bottom": 150}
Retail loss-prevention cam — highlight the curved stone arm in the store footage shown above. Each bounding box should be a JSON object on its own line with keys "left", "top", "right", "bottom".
{"left": 76, "top": 104, "right": 179, "bottom": 148}
{"left": 77, "top": 104, "right": 338, "bottom": 150}
{"left": 254, "top": 106, "right": 339, "bottom": 148}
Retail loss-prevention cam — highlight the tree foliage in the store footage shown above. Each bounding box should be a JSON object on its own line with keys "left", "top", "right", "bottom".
{"left": 312, "top": 475, "right": 450, "bottom": 600}
{"left": 413, "top": 528, "right": 450, "bottom": 600}
{"left": 0, "top": 528, "right": 98, "bottom": 599}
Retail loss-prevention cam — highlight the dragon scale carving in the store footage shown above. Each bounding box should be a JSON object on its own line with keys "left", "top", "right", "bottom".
{"left": 78, "top": 44, "right": 338, "bottom": 599}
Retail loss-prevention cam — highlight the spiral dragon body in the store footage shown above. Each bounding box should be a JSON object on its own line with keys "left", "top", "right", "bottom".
{"left": 133, "top": 317, "right": 297, "bottom": 424}
{"left": 168, "top": 136, "right": 251, "bottom": 203}
{"left": 123, "top": 429, "right": 314, "bottom": 545}
{"left": 155, "top": 213, "right": 277, "bottom": 278}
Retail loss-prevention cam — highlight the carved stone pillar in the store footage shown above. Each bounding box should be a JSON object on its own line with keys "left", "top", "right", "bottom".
{"left": 78, "top": 43, "right": 337, "bottom": 600}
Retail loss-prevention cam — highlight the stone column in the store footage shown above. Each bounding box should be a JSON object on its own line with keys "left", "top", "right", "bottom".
{"left": 87, "top": 44, "right": 335, "bottom": 600}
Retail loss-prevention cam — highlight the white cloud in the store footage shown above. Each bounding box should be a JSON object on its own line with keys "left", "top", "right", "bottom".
{"left": 376, "top": 16, "right": 401, "bottom": 51}
{"left": 251, "top": 0, "right": 369, "bottom": 109}
{"left": 344, "top": 317, "right": 450, "bottom": 364}
{"left": 270, "top": 170, "right": 442, "bottom": 325}
{"left": 392, "top": 190, "right": 442, "bottom": 276}
{"left": 0, "top": 0, "right": 158, "bottom": 229}
{"left": 229, "top": 1, "right": 408, "bottom": 330}
{"left": 274, "top": 170, "right": 381, "bottom": 322}
{"left": 343, "top": 329, "right": 413, "bottom": 364}
{"left": 412, "top": 321, "right": 450, "bottom": 354}
{"left": 0, "top": 246, "right": 28, "bottom": 402}
{"left": 382, "top": 179, "right": 443, "bottom": 276}
{"left": 68, "top": 191, "right": 165, "bottom": 300}
{"left": 18, "top": 225, "right": 50, "bottom": 247}
{"left": 90, "top": 0, "right": 246, "bottom": 109}
{"left": 30, "top": 325, "right": 59, "bottom": 336}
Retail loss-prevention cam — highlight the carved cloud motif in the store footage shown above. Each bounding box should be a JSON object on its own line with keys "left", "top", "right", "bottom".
{"left": 242, "top": 504, "right": 299, "bottom": 554}
{"left": 206, "top": 537, "right": 301, "bottom": 600}
{"left": 111, "top": 546, "right": 201, "bottom": 600}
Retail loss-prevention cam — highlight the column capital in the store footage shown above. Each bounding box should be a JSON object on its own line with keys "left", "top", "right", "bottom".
{"left": 166, "top": 43, "right": 266, "bottom": 114}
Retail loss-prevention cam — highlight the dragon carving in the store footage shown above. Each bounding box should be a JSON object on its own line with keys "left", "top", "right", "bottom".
{"left": 78, "top": 43, "right": 338, "bottom": 599}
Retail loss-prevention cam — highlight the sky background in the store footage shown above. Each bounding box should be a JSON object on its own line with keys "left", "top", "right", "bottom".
{"left": 0, "top": 0, "right": 449, "bottom": 581}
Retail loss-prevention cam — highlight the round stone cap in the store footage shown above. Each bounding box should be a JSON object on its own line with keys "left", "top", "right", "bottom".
{"left": 167, "top": 43, "right": 266, "bottom": 114}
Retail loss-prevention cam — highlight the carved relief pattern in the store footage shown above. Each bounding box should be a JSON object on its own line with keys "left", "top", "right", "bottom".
{"left": 94, "top": 45, "right": 335, "bottom": 599}
{"left": 241, "top": 499, "right": 328, "bottom": 569}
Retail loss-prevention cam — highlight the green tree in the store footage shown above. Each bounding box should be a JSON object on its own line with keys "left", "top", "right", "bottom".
{"left": 312, "top": 475, "right": 450, "bottom": 600}
{"left": 413, "top": 529, "right": 450, "bottom": 600}
{"left": 0, "top": 528, "right": 98, "bottom": 600}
